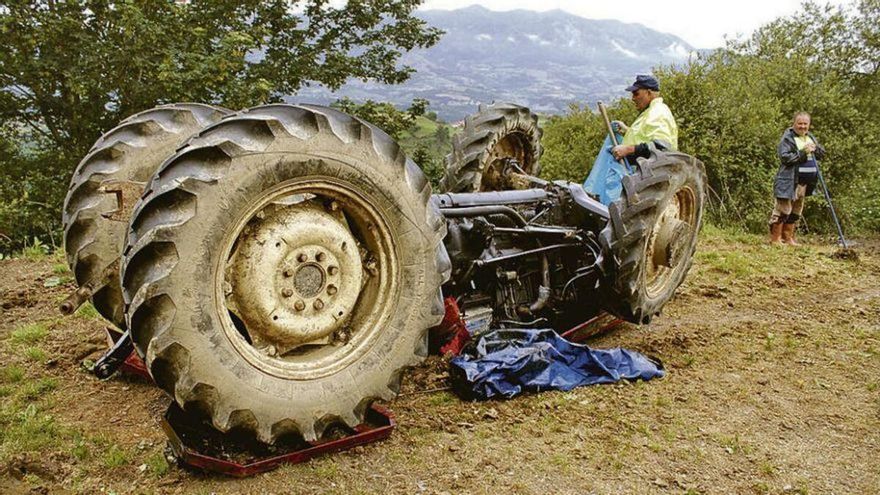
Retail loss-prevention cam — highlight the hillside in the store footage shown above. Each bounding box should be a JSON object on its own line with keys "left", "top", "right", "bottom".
{"left": 292, "top": 6, "right": 696, "bottom": 120}
{"left": 1, "top": 231, "right": 878, "bottom": 494}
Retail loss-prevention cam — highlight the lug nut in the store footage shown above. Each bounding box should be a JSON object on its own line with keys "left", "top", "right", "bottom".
{"left": 265, "top": 345, "right": 277, "bottom": 357}
{"left": 327, "top": 285, "right": 338, "bottom": 295}
{"left": 329, "top": 201, "right": 340, "bottom": 211}
{"left": 283, "top": 268, "right": 294, "bottom": 277}
{"left": 316, "top": 252, "right": 326, "bottom": 262}
{"left": 328, "top": 266, "right": 339, "bottom": 276}
{"left": 313, "top": 299, "right": 324, "bottom": 310}
{"left": 294, "top": 300, "right": 305, "bottom": 311}
{"left": 281, "top": 288, "right": 293, "bottom": 298}
{"left": 297, "top": 253, "right": 308, "bottom": 263}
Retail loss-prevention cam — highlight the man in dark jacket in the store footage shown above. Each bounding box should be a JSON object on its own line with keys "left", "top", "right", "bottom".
{"left": 769, "top": 111, "right": 826, "bottom": 245}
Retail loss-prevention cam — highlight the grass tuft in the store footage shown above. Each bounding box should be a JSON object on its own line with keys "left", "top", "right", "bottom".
{"left": 10, "top": 323, "right": 48, "bottom": 345}
{"left": 1, "top": 365, "right": 25, "bottom": 383}
{"left": 102, "top": 444, "right": 130, "bottom": 468}
{"left": 20, "top": 378, "right": 58, "bottom": 401}
{"left": 0, "top": 404, "right": 60, "bottom": 461}
{"left": 145, "top": 449, "right": 170, "bottom": 477}
{"left": 24, "top": 347, "right": 47, "bottom": 362}
{"left": 75, "top": 302, "right": 100, "bottom": 319}
{"left": 71, "top": 435, "right": 90, "bottom": 461}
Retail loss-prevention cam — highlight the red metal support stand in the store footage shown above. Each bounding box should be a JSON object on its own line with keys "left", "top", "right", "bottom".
{"left": 100, "top": 328, "right": 396, "bottom": 477}
{"left": 161, "top": 403, "right": 396, "bottom": 477}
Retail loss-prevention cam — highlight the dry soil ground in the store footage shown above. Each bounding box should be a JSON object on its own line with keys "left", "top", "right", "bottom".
{"left": 1, "top": 228, "right": 878, "bottom": 494}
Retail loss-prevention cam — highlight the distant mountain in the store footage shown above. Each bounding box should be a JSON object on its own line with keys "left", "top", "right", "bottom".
{"left": 290, "top": 5, "right": 696, "bottom": 121}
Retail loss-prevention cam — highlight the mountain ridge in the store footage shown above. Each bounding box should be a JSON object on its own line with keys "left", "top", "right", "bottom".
{"left": 290, "top": 6, "right": 697, "bottom": 120}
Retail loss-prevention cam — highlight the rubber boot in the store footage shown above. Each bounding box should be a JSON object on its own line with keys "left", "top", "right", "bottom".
{"left": 769, "top": 222, "right": 784, "bottom": 245}
{"left": 782, "top": 223, "right": 799, "bottom": 246}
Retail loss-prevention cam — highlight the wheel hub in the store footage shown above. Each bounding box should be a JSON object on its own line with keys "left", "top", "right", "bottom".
{"left": 644, "top": 186, "right": 697, "bottom": 298}
{"left": 293, "top": 264, "right": 324, "bottom": 298}
{"left": 653, "top": 218, "right": 692, "bottom": 268}
{"left": 227, "top": 201, "right": 363, "bottom": 354}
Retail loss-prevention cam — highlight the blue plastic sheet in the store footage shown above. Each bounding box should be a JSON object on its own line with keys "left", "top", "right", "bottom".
{"left": 450, "top": 328, "right": 664, "bottom": 400}
{"left": 582, "top": 133, "right": 632, "bottom": 206}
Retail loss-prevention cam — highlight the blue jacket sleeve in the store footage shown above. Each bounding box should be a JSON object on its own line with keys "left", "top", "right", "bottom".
{"left": 777, "top": 135, "right": 806, "bottom": 167}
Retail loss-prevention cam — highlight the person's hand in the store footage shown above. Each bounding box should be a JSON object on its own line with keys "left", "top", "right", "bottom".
{"left": 611, "top": 145, "right": 634, "bottom": 160}
{"left": 611, "top": 120, "right": 628, "bottom": 134}
{"left": 804, "top": 142, "right": 817, "bottom": 153}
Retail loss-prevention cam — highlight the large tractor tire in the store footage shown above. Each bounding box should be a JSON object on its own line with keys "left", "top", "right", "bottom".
{"left": 599, "top": 151, "right": 706, "bottom": 325}
{"left": 121, "top": 104, "right": 450, "bottom": 443}
{"left": 440, "top": 102, "right": 542, "bottom": 193}
{"left": 62, "top": 103, "right": 230, "bottom": 327}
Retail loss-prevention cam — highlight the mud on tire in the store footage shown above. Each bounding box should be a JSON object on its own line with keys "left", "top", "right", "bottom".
{"left": 62, "top": 103, "right": 229, "bottom": 327}
{"left": 599, "top": 151, "right": 706, "bottom": 324}
{"left": 440, "top": 102, "right": 542, "bottom": 192}
{"left": 121, "top": 104, "right": 450, "bottom": 443}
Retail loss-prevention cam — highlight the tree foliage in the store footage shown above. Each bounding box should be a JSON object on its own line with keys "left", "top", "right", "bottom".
{"left": 331, "top": 97, "right": 428, "bottom": 140}
{"left": 543, "top": 0, "right": 880, "bottom": 234}
{"left": 0, "top": 0, "right": 441, "bottom": 252}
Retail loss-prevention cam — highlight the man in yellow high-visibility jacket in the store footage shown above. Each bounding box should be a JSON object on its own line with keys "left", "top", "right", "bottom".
{"left": 611, "top": 75, "right": 678, "bottom": 163}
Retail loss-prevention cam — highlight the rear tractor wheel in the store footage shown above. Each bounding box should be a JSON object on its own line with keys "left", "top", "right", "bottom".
{"left": 122, "top": 104, "right": 449, "bottom": 443}
{"left": 62, "top": 103, "right": 229, "bottom": 327}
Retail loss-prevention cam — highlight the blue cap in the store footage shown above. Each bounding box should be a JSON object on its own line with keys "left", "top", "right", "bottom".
{"left": 625, "top": 74, "right": 660, "bottom": 92}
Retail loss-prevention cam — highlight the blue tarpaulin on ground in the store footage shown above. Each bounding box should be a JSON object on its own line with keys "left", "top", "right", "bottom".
{"left": 450, "top": 328, "right": 664, "bottom": 400}
{"left": 582, "top": 133, "right": 632, "bottom": 206}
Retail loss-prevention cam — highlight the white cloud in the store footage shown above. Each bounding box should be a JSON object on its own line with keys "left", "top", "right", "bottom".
{"left": 420, "top": 0, "right": 855, "bottom": 49}
{"left": 476, "top": 33, "right": 493, "bottom": 41}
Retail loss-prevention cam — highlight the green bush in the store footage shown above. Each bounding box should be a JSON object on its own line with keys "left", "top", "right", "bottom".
{"left": 542, "top": 1, "right": 879, "bottom": 235}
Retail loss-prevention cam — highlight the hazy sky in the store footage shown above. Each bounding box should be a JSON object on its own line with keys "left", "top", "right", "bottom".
{"left": 419, "top": 0, "right": 854, "bottom": 49}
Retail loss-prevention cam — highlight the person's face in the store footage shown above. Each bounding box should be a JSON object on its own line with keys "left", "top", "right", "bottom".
{"left": 793, "top": 116, "right": 811, "bottom": 136}
{"left": 631, "top": 88, "right": 652, "bottom": 111}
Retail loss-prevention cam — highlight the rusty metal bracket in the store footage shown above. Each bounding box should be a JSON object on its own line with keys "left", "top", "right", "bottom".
{"left": 99, "top": 179, "right": 146, "bottom": 222}
{"left": 59, "top": 259, "right": 119, "bottom": 315}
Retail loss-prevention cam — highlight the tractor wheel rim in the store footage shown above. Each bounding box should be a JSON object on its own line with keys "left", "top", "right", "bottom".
{"left": 644, "top": 185, "right": 697, "bottom": 298}
{"left": 217, "top": 178, "right": 398, "bottom": 380}
{"left": 480, "top": 132, "right": 533, "bottom": 191}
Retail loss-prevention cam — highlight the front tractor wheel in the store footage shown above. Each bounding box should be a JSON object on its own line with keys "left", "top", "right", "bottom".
{"left": 600, "top": 151, "right": 706, "bottom": 324}
{"left": 121, "top": 104, "right": 449, "bottom": 443}
{"left": 440, "top": 102, "right": 542, "bottom": 192}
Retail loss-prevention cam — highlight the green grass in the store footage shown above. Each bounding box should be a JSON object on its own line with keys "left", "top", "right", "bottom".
{"left": 52, "top": 263, "right": 70, "bottom": 274}
{"left": 71, "top": 435, "right": 90, "bottom": 461}
{"left": 17, "top": 238, "right": 50, "bottom": 260}
{"left": 309, "top": 458, "right": 339, "bottom": 478}
{"left": 75, "top": 302, "right": 100, "bottom": 319}
{"left": 10, "top": 323, "right": 48, "bottom": 345}
{"left": 20, "top": 378, "right": 58, "bottom": 401}
{"left": 24, "top": 346, "right": 47, "bottom": 362}
{"left": 145, "top": 449, "right": 170, "bottom": 477}
{"left": 102, "top": 444, "right": 130, "bottom": 468}
{"left": 0, "top": 404, "right": 60, "bottom": 461}
{"left": 427, "top": 391, "right": 456, "bottom": 406}
{"left": 1, "top": 365, "right": 25, "bottom": 383}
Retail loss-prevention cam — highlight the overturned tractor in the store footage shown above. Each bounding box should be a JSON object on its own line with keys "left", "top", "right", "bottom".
{"left": 61, "top": 102, "right": 705, "bottom": 444}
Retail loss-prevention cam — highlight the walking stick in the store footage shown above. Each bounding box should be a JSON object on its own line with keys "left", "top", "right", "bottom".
{"left": 597, "top": 102, "right": 633, "bottom": 173}
{"left": 812, "top": 158, "right": 849, "bottom": 248}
